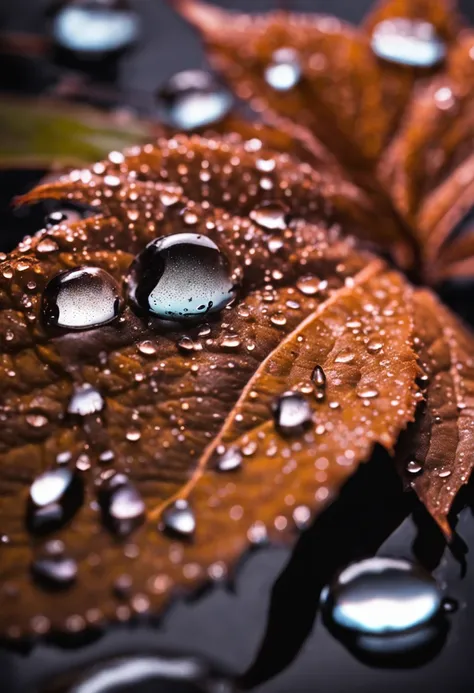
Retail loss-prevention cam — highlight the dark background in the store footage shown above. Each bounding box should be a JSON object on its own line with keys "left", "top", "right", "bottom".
{"left": 2, "top": 2, "right": 474, "bottom": 692}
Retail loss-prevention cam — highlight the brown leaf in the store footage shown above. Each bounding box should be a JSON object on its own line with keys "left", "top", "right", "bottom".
{"left": 0, "top": 134, "right": 419, "bottom": 638}
{"left": 396, "top": 290, "right": 474, "bottom": 534}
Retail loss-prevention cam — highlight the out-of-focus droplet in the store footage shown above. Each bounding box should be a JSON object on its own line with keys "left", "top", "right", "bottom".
{"left": 156, "top": 69, "right": 233, "bottom": 130}
{"left": 32, "top": 547, "right": 77, "bottom": 590}
{"left": 42, "top": 266, "right": 122, "bottom": 330}
{"left": 322, "top": 557, "right": 446, "bottom": 661}
{"left": 215, "top": 448, "right": 242, "bottom": 472}
{"left": 249, "top": 202, "right": 288, "bottom": 231}
{"left": 27, "top": 468, "right": 84, "bottom": 534}
{"left": 272, "top": 392, "right": 312, "bottom": 436}
{"left": 371, "top": 19, "right": 446, "bottom": 67}
{"left": 67, "top": 383, "right": 104, "bottom": 417}
{"left": 265, "top": 47, "right": 302, "bottom": 90}
{"left": 51, "top": 0, "right": 140, "bottom": 57}
{"left": 161, "top": 499, "right": 195, "bottom": 538}
{"left": 98, "top": 473, "right": 145, "bottom": 537}
{"left": 127, "top": 233, "right": 237, "bottom": 321}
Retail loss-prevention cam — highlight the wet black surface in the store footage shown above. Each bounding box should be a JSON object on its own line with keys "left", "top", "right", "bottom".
{"left": 2, "top": 1, "right": 474, "bottom": 692}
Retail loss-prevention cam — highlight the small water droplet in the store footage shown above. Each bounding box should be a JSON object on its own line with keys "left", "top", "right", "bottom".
{"left": 249, "top": 202, "right": 289, "bottom": 231}
{"left": 161, "top": 499, "right": 195, "bottom": 538}
{"left": 312, "top": 365, "right": 327, "bottom": 389}
{"left": 441, "top": 597, "right": 458, "bottom": 614}
{"left": 98, "top": 473, "right": 145, "bottom": 537}
{"left": 52, "top": 0, "right": 140, "bottom": 56}
{"left": 357, "top": 387, "right": 379, "bottom": 399}
{"left": 138, "top": 340, "right": 157, "bottom": 356}
{"left": 296, "top": 275, "right": 320, "bottom": 296}
{"left": 157, "top": 69, "right": 233, "bottom": 130}
{"left": 265, "top": 47, "right": 302, "bottom": 90}
{"left": 32, "top": 549, "right": 77, "bottom": 590}
{"left": 37, "top": 238, "right": 59, "bottom": 254}
{"left": 371, "top": 19, "right": 446, "bottom": 67}
{"left": 220, "top": 336, "right": 241, "bottom": 349}
{"left": 28, "top": 469, "right": 84, "bottom": 534}
{"left": 127, "top": 233, "right": 237, "bottom": 321}
{"left": 322, "top": 557, "right": 445, "bottom": 660}
{"left": 272, "top": 392, "right": 312, "bottom": 437}
{"left": 26, "top": 413, "right": 49, "bottom": 428}
{"left": 335, "top": 350, "right": 355, "bottom": 364}
{"left": 42, "top": 266, "right": 122, "bottom": 330}
{"left": 44, "top": 211, "right": 68, "bottom": 228}
{"left": 126, "top": 429, "right": 141, "bottom": 442}
{"left": 67, "top": 383, "right": 104, "bottom": 417}
{"left": 407, "top": 460, "right": 423, "bottom": 475}
{"left": 367, "top": 339, "right": 384, "bottom": 354}
{"left": 214, "top": 448, "right": 242, "bottom": 472}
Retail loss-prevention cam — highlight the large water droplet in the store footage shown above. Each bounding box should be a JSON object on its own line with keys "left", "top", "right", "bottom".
{"left": 27, "top": 469, "right": 84, "bottom": 534}
{"left": 67, "top": 383, "right": 104, "bottom": 417}
{"left": 272, "top": 392, "right": 312, "bottom": 436}
{"left": 371, "top": 19, "right": 446, "bottom": 67}
{"left": 52, "top": 0, "right": 140, "bottom": 56}
{"left": 322, "top": 557, "right": 446, "bottom": 662}
{"left": 265, "top": 47, "right": 302, "bottom": 90}
{"left": 42, "top": 266, "right": 122, "bottom": 330}
{"left": 249, "top": 202, "right": 288, "bottom": 231}
{"left": 157, "top": 69, "right": 233, "bottom": 130}
{"left": 161, "top": 499, "right": 196, "bottom": 538}
{"left": 32, "top": 547, "right": 77, "bottom": 590}
{"left": 98, "top": 473, "right": 145, "bottom": 537}
{"left": 127, "top": 233, "right": 237, "bottom": 321}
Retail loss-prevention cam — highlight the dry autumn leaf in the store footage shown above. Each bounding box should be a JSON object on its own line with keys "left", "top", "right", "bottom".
{"left": 2, "top": 0, "right": 474, "bottom": 643}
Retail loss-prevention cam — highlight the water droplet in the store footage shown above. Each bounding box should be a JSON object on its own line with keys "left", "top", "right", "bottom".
{"left": 157, "top": 69, "right": 233, "bottom": 130}
{"left": 26, "top": 413, "right": 49, "bottom": 428}
{"left": 32, "top": 549, "right": 77, "bottom": 590}
{"left": 28, "top": 469, "right": 84, "bottom": 534}
{"left": 367, "top": 339, "right": 384, "bottom": 354}
{"left": 161, "top": 499, "right": 195, "bottom": 538}
{"left": 296, "top": 275, "right": 320, "bottom": 296}
{"left": 52, "top": 0, "right": 140, "bottom": 56}
{"left": 265, "top": 47, "right": 302, "bottom": 90}
{"left": 220, "top": 336, "right": 241, "bottom": 349}
{"left": 127, "top": 233, "right": 237, "bottom": 321}
{"left": 37, "top": 238, "right": 59, "bottom": 254}
{"left": 271, "top": 312, "right": 287, "bottom": 327}
{"left": 98, "top": 473, "right": 145, "bottom": 537}
{"left": 249, "top": 202, "right": 289, "bottom": 231}
{"left": 215, "top": 448, "right": 242, "bottom": 472}
{"left": 371, "top": 19, "right": 446, "bottom": 67}
{"left": 322, "top": 557, "right": 445, "bottom": 660}
{"left": 67, "top": 383, "right": 104, "bottom": 417}
{"left": 126, "top": 428, "right": 141, "bottom": 442}
{"left": 44, "top": 211, "right": 67, "bottom": 228}
{"left": 42, "top": 266, "right": 122, "bottom": 330}
{"left": 335, "top": 350, "right": 355, "bottom": 364}
{"left": 272, "top": 392, "right": 312, "bottom": 436}
{"left": 407, "top": 460, "right": 423, "bottom": 475}
{"left": 442, "top": 597, "right": 458, "bottom": 614}
{"left": 357, "top": 387, "right": 379, "bottom": 399}
{"left": 138, "top": 340, "right": 157, "bottom": 356}
{"left": 312, "top": 365, "right": 326, "bottom": 389}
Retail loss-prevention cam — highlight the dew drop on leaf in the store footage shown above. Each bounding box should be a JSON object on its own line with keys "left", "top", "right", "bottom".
{"left": 67, "top": 383, "right": 104, "bottom": 417}
{"left": 249, "top": 202, "right": 289, "bottom": 231}
{"left": 51, "top": 0, "right": 140, "bottom": 56}
{"left": 42, "top": 267, "right": 122, "bottom": 330}
{"left": 161, "top": 499, "right": 196, "bottom": 538}
{"left": 27, "top": 469, "right": 84, "bottom": 535}
{"left": 272, "top": 392, "right": 312, "bottom": 437}
{"left": 321, "top": 557, "right": 444, "bottom": 658}
{"left": 214, "top": 447, "right": 243, "bottom": 472}
{"left": 98, "top": 473, "right": 145, "bottom": 537}
{"left": 156, "top": 69, "right": 233, "bottom": 130}
{"left": 264, "top": 47, "right": 302, "bottom": 90}
{"left": 371, "top": 19, "right": 446, "bottom": 68}
{"left": 127, "top": 233, "right": 237, "bottom": 320}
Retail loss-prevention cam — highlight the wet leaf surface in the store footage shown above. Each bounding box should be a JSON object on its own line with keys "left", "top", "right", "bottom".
{"left": 0, "top": 134, "right": 421, "bottom": 638}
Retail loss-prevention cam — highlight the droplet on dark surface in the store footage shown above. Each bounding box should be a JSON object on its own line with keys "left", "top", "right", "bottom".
{"left": 31, "top": 548, "right": 77, "bottom": 590}
{"left": 98, "top": 473, "right": 145, "bottom": 537}
{"left": 27, "top": 468, "right": 84, "bottom": 534}
{"left": 127, "top": 233, "right": 237, "bottom": 321}
{"left": 214, "top": 447, "right": 242, "bottom": 472}
{"left": 272, "top": 392, "right": 312, "bottom": 436}
{"left": 51, "top": 0, "right": 140, "bottom": 57}
{"left": 67, "top": 383, "right": 104, "bottom": 417}
{"left": 42, "top": 266, "right": 122, "bottom": 330}
{"left": 63, "top": 654, "right": 235, "bottom": 693}
{"left": 249, "top": 202, "right": 289, "bottom": 231}
{"left": 157, "top": 69, "right": 233, "bottom": 130}
{"left": 44, "top": 210, "right": 68, "bottom": 228}
{"left": 321, "top": 557, "right": 446, "bottom": 662}
{"left": 442, "top": 597, "right": 458, "bottom": 614}
{"left": 406, "top": 460, "right": 423, "bottom": 475}
{"left": 161, "top": 499, "right": 196, "bottom": 538}
{"left": 264, "top": 47, "right": 302, "bottom": 90}
{"left": 371, "top": 19, "right": 446, "bottom": 67}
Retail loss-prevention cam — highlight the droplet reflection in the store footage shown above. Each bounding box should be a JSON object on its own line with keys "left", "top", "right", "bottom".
{"left": 371, "top": 19, "right": 446, "bottom": 67}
